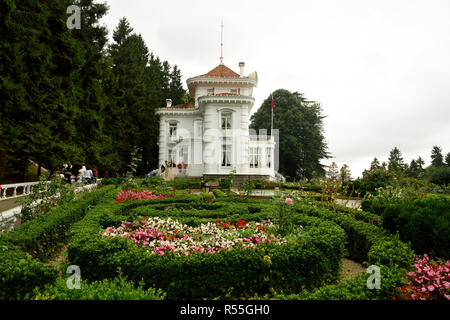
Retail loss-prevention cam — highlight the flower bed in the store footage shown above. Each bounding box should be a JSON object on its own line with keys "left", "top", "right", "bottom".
{"left": 68, "top": 197, "right": 346, "bottom": 299}
{"left": 115, "top": 190, "right": 173, "bottom": 202}
{"left": 101, "top": 217, "right": 286, "bottom": 256}
{"left": 394, "top": 254, "right": 450, "bottom": 300}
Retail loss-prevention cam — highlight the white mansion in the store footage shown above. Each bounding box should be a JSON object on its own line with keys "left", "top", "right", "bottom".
{"left": 156, "top": 62, "right": 277, "bottom": 181}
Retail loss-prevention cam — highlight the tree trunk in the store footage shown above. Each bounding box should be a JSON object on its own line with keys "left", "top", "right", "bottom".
{"left": 0, "top": 150, "right": 6, "bottom": 183}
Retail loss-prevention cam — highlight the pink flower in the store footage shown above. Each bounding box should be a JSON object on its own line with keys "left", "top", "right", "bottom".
{"left": 285, "top": 198, "right": 293, "bottom": 205}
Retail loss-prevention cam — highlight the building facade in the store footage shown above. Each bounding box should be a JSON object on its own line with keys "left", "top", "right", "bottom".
{"left": 155, "top": 62, "right": 276, "bottom": 181}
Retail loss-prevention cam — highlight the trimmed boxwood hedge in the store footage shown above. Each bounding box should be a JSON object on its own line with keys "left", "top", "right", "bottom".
{"left": 381, "top": 197, "right": 450, "bottom": 259}
{"left": 0, "top": 185, "right": 117, "bottom": 300}
{"left": 0, "top": 248, "right": 58, "bottom": 300}
{"left": 295, "top": 203, "right": 413, "bottom": 268}
{"left": 67, "top": 198, "right": 347, "bottom": 299}
{"left": 306, "top": 201, "right": 381, "bottom": 226}
{"left": 0, "top": 185, "right": 117, "bottom": 261}
{"left": 272, "top": 264, "right": 405, "bottom": 300}
{"left": 33, "top": 276, "right": 166, "bottom": 300}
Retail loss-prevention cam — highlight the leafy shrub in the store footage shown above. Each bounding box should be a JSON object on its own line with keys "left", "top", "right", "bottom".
{"left": 343, "top": 180, "right": 387, "bottom": 197}
{"left": 0, "top": 185, "right": 116, "bottom": 261}
{"left": 33, "top": 275, "right": 166, "bottom": 300}
{"left": 171, "top": 178, "right": 202, "bottom": 189}
{"left": 273, "top": 265, "right": 405, "bottom": 300}
{"left": 381, "top": 197, "right": 450, "bottom": 258}
{"left": 200, "top": 192, "right": 214, "bottom": 203}
{"left": 425, "top": 166, "right": 450, "bottom": 185}
{"left": 101, "top": 177, "right": 125, "bottom": 185}
{"left": 212, "top": 189, "right": 227, "bottom": 198}
{"left": 296, "top": 204, "right": 413, "bottom": 268}
{"left": 0, "top": 249, "right": 58, "bottom": 300}
{"left": 19, "top": 174, "right": 76, "bottom": 222}
{"left": 238, "top": 179, "right": 256, "bottom": 196}
{"left": 281, "top": 183, "right": 322, "bottom": 192}
{"left": 367, "top": 236, "right": 414, "bottom": 268}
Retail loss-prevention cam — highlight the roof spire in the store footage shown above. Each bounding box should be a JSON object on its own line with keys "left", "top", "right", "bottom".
{"left": 220, "top": 18, "right": 224, "bottom": 65}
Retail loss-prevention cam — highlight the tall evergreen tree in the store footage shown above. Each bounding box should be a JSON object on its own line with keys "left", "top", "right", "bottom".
{"left": 370, "top": 157, "right": 381, "bottom": 170}
{"left": 250, "top": 89, "right": 330, "bottom": 180}
{"left": 417, "top": 156, "right": 425, "bottom": 169}
{"left": 339, "top": 164, "right": 351, "bottom": 182}
{"left": 327, "top": 162, "right": 339, "bottom": 180}
{"left": 430, "top": 145, "right": 444, "bottom": 167}
{"left": 169, "top": 65, "right": 185, "bottom": 105}
{"left": 388, "top": 147, "right": 406, "bottom": 174}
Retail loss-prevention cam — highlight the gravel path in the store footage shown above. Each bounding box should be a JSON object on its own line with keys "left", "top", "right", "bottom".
{"left": 339, "top": 258, "right": 365, "bottom": 281}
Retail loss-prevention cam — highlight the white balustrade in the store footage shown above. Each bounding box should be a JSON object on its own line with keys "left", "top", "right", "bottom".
{"left": 0, "top": 181, "right": 47, "bottom": 200}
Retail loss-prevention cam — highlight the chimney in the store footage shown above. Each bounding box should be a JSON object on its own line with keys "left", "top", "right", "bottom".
{"left": 166, "top": 99, "right": 172, "bottom": 107}
{"left": 239, "top": 62, "right": 245, "bottom": 77}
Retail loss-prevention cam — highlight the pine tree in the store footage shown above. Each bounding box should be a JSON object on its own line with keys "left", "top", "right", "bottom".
{"left": 445, "top": 153, "right": 450, "bottom": 167}
{"left": 388, "top": 147, "right": 406, "bottom": 174}
{"left": 169, "top": 65, "right": 186, "bottom": 105}
{"left": 327, "top": 162, "right": 339, "bottom": 180}
{"left": 340, "top": 164, "right": 352, "bottom": 182}
{"left": 417, "top": 156, "right": 425, "bottom": 169}
{"left": 370, "top": 157, "right": 381, "bottom": 170}
{"left": 430, "top": 146, "right": 444, "bottom": 167}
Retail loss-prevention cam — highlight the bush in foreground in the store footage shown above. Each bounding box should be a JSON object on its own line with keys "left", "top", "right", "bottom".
{"left": 33, "top": 275, "right": 166, "bottom": 300}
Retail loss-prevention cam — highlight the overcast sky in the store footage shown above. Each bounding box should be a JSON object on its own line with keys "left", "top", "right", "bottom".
{"left": 99, "top": 0, "right": 450, "bottom": 178}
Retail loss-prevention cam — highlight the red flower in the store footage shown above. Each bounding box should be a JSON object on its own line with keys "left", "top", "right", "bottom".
{"left": 177, "top": 163, "right": 182, "bottom": 169}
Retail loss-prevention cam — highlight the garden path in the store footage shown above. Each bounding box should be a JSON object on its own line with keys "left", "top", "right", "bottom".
{"left": 339, "top": 258, "right": 365, "bottom": 281}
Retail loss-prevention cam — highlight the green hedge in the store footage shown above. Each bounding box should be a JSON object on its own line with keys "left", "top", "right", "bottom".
{"left": 101, "top": 177, "right": 126, "bottom": 185}
{"left": 360, "top": 197, "right": 388, "bottom": 215}
{"left": 0, "top": 185, "right": 117, "bottom": 261}
{"left": 309, "top": 201, "right": 381, "bottom": 226}
{"left": 295, "top": 204, "right": 413, "bottom": 268}
{"left": 212, "top": 189, "right": 227, "bottom": 198}
{"left": 272, "top": 265, "right": 405, "bottom": 300}
{"left": 281, "top": 183, "right": 322, "bottom": 192}
{"left": 67, "top": 205, "right": 346, "bottom": 299}
{"left": 342, "top": 181, "right": 387, "bottom": 197}
{"left": 0, "top": 185, "right": 117, "bottom": 300}
{"left": 33, "top": 276, "right": 166, "bottom": 300}
{"left": 0, "top": 248, "right": 58, "bottom": 300}
{"left": 381, "top": 197, "right": 450, "bottom": 258}
{"left": 171, "top": 178, "right": 202, "bottom": 189}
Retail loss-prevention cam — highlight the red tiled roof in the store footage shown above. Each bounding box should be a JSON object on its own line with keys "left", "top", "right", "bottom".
{"left": 197, "top": 64, "right": 241, "bottom": 78}
{"left": 165, "top": 102, "right": 195, "bottom": 109}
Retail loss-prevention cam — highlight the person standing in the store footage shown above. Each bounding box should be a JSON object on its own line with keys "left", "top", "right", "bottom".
{"left": 63, "top": 163, "right": 72, "bottom": 184}
{"left": 84, "top": 166, "right": 93, "bottom": 184}
{"left": 76, "top": 166, "right": 85, "bottom": 187}
{"left": 93, "top": 167, "right": 98, "bottom": 182}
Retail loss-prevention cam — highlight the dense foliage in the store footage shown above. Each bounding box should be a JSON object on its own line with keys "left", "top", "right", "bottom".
{"left": 0, "top": 1, "right": 186, "bottom": 182}
{"left": 250, "top": 89, "right": 330, "bottom": 181}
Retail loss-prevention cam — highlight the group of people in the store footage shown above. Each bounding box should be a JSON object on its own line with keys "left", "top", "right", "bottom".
{"left": 60, "top": 162, "right": 98, "bottom": 187}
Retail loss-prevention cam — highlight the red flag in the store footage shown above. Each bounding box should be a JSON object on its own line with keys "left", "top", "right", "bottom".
{"left": 271, "top": 96, "right": 274, "bottom": 109}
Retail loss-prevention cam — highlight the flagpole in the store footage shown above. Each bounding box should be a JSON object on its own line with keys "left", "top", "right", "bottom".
{"left": 271, "top": 94, "right": 274, "bottom": 136}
